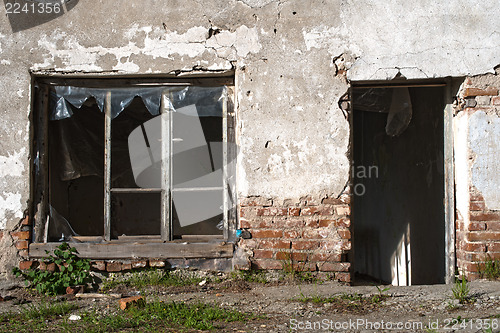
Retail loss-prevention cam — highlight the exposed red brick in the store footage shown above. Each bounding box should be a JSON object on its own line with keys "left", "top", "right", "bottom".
{"left": 336, "top": 272, "right": 351, "bottom": 283}
{"left": 18, "top": 250, "right": 28, "bottom": 257}
{"left": 275, "top": 218, "right": 305, "bottom": 229}
{"left": 15, "top": 241, "right": 28, "bottom": 250}
{"left": 467, "top": 232, "right": 500, "bottom": 242}
{"left": 335, "top": 205, "right": 350, "bottom": 216}
{"left": 10, "top": 231, "right": 30, "bottom": 240}
{"left": 465, "top": 272, "right": 481, "bottom": 281}
{"left": 91, "top": 261, "right": 106, "bottom": 271}
{"left": 252, "top": 229, "right": 282, "bottom": 238}
{"left": 310, "top": 252, "right": 341, "bottom": 262}
{"left": 119, "top": 296, "right": 145, "bottom": 310}
{"left": 39, "top": 262, "right": 56, "bottom": 272}
{"left": 253, "top": 249, "right": 274, "bottom": 259}
{"left": 470, "top": 201, "right": 485, "bottom": 211}
{"left": 301, "top": 207, "right": 334, "bottom": 216}
{"left": 66, "top": 285, "right": 84, "bottom": 295}
{"left": 106, "top": 262, "right": 122, "bottom": 272}
{"left": 317, "top": 262, "right": 350, "bottom": 272}
{"left": 322, "top": 197, "right": 342, "bottom": 205}
{"left": 470, "top": 211, "right": 500, "bottom": 221}
{"left": 305, "top": 219, "right": 319, "bottom": 228}
{"left": 459, "top": 261, "right": 479, "bottom": 273}
{"left": 258, "top": 240, "right": 291, "bottom": 250}
{"left": 239, "top": 218, "right": 252, "bottom": 228}
{"left": 0, "top": 231, "right": 3, "bottom": 241}
{"left": 303, "top": 228, "right": 329, "bottom": 239}
{"left": 291, "top": 262, "right": 316, "bottom": 272}
{"left": 276, "top": 251, "right": 308, "bottom": 262}
{"left": 257, "top": 207, "right": 288, "bottom": 216}
{"left": 487, "top": 242, "right": 500, "bottom": 252}
{"left": 463, "top": 87, "right": 499, "bottom": 97}
{"left": 132, "top": 261, "right": 147, "bottom": 269}
{"left": 288, "top": 208, "right": 300, "bottom": 216}
{"left": 492, "top": 96, "right": 500, "bottom": 106}
{"left": 487, "top": 222, "right": 500, "bottom": 231}
{"left": 340, "top": 241, "right": 351, "bottom": 251}
{"left": 470, "top": 191, "right": 485, "bottom": 202}
{"left": 318, "top": 219, "right": 333, "bottom": 227}
{"left": 21, "top": 217, "right": 30, "bottom": 226}
{"left": 283, "top": 230, "right": 301, "bottom": 238}
{"left": 252, "top": 259, "right": 283, "bottom": 270}
{"left": 19, "top": 261, "right": 33, "bottom": 270}
{"left": 468, "top": 222, "right": 486, "bottom": 231}
{"left": 334, "top": 218, "right": 350, "bottom": 228}
{"left": 252, "top": 219, "right": 275, "bottom": 229}
{"left": 460, "top": 242, "right": 486, "bottom": 252}
{"left": 457, "top": 251, "right": 492, "bottom": 262}
{"left": 338, "top": 229, "right": 351, "bottom": 239}
{"left": 300, "top": 207, "right": 318, "bottom": 216}
{"left": 292, "top": 240, "right": 319, "bottom": 250}
{"left": 149, "top": 260, "right": 165, "bottom": 267}
{"left": 122, "top": 263, "right": 132, "bottom": 270}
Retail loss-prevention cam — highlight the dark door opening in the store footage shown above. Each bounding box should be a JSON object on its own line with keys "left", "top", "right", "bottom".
{"left": 352, "top": 85, "right": 446, "bottom": 285}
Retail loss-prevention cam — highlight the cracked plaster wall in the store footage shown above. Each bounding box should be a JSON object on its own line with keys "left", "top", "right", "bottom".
{"left": 0, "top": 0, "right": 498, "bottom": 267}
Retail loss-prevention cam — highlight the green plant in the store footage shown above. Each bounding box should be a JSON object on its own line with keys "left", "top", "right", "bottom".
{"left": 452, "top": 275, "right": 470, "bottom": 304}
{"left": 232, "top": 270, "right": 268, "bottom": 283}
{"left": 372, "top": 285, "right": 391, "bottom": 303}
{"left": 477, "top": 255, "right": 500, "bottom": 280}
{"left": 13, "top": 242, "right": 92, "bottom": 295}
{"left": 21, "top": 300, "right": 78, "bottom": 320}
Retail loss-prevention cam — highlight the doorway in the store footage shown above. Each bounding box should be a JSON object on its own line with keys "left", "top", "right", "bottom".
{"left": 351, "top": 85, "right": 447, "bottom": 285}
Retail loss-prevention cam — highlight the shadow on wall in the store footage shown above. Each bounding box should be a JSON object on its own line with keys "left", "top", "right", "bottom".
{"left": 4, "top": 0, "right": 79, "bottom": 33}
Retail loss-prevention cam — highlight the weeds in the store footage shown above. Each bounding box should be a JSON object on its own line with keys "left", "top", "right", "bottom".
{"left": 232, "top": 270, "right": 268, "bottom": 283}
{"left": 372, "top": 285, "right": 391, "bottom": 303}
{"left": 21, "top": 300, "right": 78, "bottom": 320}
{"left": 477, "top": 255, "right": 500, "bottom": 280}
{"left": 278, "top": 251, "right": 320, "bottom": 283}
{"left": 0, "top": 300, "right": 256, "bottom": 332}
{"left": 13, "top": 242, "right": 92, "bottom": 295}
{"left": 81, "top": 300, "right": 255, "bottom": 332}
{"left": 452, "top": 275, "right": 471, "bottom": 304}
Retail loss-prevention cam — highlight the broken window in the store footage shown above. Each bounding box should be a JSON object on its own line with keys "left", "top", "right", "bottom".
{"left": 32, "top": 78, "right": 236, "bottom": 246}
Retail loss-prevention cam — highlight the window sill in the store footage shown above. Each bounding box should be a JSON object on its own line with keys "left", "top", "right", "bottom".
{"left": 28, "top": 239, "right": 234, "bottom": 260}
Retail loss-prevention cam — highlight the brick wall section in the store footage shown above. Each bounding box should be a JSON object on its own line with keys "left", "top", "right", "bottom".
{"left": 455, "top": 78, "right": 500, "bottom": 280}
{"left": 238, "top": 193, "right": 351, "bottom": 282}
{"left": 456, "top": 187, "right": 500, "bottom": 280}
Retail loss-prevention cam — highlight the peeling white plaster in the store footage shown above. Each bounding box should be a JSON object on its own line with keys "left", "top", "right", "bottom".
{"left": 32, "top": 25, "right": 261, "bottom": 73}
{"left": 469, "top": 111, "right": 500, "bottom": 210}
{"left": 0, "top": 192, "right": 23, "bottom": 229}
{"left": 0, "top": 148, "right": 26, "bottom": 178}
{"left": 16, "top": 89, "right": 23, "bottom": 98}
{"left": 0, "top": 60, "right": 10, "bottom": 65}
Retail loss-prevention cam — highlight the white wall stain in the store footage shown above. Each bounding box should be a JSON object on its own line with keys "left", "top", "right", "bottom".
{"left": 0, "top": 148, "right": 26, "bottom": 178}
{"left": 0, "top": 192, "right": 23, "bottom": 229}
{"left": 469, "top": 111, "right": 500, "bottom": 210}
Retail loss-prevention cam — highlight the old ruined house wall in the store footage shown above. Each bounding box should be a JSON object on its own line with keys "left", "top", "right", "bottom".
{"left": 0, "top": 0, "right": 498, "bottom": 284}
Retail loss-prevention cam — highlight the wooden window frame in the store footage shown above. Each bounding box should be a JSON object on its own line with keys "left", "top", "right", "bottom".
{"left": 30, "top": 76, "right": 236, "bottom": 259}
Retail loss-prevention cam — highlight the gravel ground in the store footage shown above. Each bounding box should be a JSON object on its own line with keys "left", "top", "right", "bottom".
{"left": 0, "top": 274, "right": 499, "bottom": 332}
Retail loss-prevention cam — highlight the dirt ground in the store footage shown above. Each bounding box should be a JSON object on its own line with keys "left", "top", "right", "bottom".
{"left": 0, "top": 275, "right": 499, "bottom": 332}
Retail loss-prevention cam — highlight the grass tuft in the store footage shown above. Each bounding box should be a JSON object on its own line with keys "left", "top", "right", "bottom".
{"left": 477, "top": 255, "right": 500, "bottom": 280}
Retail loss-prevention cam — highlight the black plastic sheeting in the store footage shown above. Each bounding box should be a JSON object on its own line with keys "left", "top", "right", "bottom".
{"left": 51, "top": 85, "right": 224, "bottom": 120}
{"left": 352, "top": 87, "right": 413, "bottom": 137}
{"left": 49, "top": 86, "right": 225, "bottom": 182}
